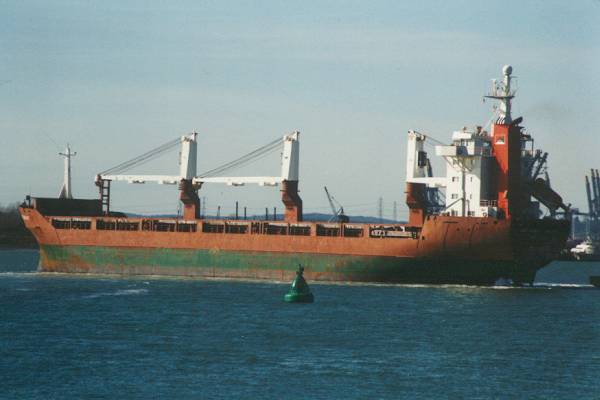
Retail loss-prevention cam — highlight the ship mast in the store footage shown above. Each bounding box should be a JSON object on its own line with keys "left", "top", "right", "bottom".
{"left": 485, "top": 65, "right": 521, "bottom": 218}
{"left": 485, "top": 65, "right": 514, "bottom": 124}
{"left": 58, "top": 144, "right": 76, "bottom": 199}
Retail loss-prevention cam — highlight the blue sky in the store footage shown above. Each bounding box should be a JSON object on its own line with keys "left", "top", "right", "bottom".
{"left": 1, "top": 1, "right": 599, "bottom": 218}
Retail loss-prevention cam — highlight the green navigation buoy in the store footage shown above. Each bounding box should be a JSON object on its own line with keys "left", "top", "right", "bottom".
{"left": 284, "top": 265, "right": 314, "bottom": 303}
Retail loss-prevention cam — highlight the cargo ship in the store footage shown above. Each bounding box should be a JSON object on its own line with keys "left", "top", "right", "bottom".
{"left": 20, "top": 66, "right": 570, "bottom": 285}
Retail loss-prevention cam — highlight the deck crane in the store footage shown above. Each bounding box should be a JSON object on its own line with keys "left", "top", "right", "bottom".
{"left": 323, "top": 186, "right": 349, "bottom": 223}
{"left": 95, "top": 131, "right": 303, "bottom": 222}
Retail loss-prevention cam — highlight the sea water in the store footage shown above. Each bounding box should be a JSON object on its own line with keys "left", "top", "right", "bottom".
{"left": 1, "top": 249, "right": 599, "bottom": 399}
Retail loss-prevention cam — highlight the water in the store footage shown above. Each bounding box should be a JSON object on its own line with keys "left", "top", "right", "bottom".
{"left": 2, "top": 250, "right": 600, "bottom": 399}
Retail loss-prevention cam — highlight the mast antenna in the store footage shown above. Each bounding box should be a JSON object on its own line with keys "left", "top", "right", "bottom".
{"left": 484, "top": 65, "right": 516, "bottom": 124}
{"left": 58, "top": 144, "right": 77, "bottom": 199}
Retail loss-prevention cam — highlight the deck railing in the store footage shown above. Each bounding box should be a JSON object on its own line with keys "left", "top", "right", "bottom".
{"left": 48, "top": 216, "right": 420, "bottom": 239}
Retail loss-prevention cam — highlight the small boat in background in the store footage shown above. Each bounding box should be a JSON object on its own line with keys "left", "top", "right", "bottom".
{"left": 571, "top": 237, "right": 600, "bottom": 261}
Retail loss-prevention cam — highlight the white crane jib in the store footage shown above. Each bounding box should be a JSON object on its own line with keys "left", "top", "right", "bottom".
{"left": 99, "top": 132, "right": 198, "bottom": 185}
{"left": 97, "top": 131, "right": 300, "bottom": 187}
{"left": 405, "top": 130, "right": 446, "bottom": 188}
{"left": 192, "top": 131, "right": 299, "bottom": 187}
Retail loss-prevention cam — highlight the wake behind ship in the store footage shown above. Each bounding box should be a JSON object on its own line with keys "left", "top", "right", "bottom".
{"left": 20, "top": 66, "right": 570, "bottom": 285}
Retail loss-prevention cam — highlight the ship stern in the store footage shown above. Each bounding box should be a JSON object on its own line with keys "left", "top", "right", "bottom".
{"left": 509, "top": 218, "right": 571, "bottom": 284}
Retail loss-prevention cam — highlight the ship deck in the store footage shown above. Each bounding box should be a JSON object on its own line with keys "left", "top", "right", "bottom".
{"left": 42, "top": 213, "right": 421, "bottom": 240}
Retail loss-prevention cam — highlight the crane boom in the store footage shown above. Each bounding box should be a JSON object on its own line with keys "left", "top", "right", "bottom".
{"left": 323, "top": 186, "right": 349, "bottom": 223}
{"left": 97, "top": 131, "right": 299, "bottom": 188}
{"left": 591, "top": 170, "right": 597, "bottom": 210}
{"left": 595, "top": 169, "right": 600, "bottom": 219}
{"left": 324, "top": 186, "right": 337, "bottom": 218}
{"left": 586, "top": 175, "right": 594, "bottom": 216}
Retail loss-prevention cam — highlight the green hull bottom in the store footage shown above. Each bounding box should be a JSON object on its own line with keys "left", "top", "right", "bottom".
{"left": 39, "top": 244, "right": 537, "bottom": 285}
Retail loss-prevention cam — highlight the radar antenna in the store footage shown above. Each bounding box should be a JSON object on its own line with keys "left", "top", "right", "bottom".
{"left": 484, "top": 65, "right": 515, "bottom": 124}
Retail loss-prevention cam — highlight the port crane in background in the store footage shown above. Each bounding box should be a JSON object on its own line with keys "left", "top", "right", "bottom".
{"left": 569, "top": 169, "right": 600, "bottom": 260}
{"left": 584, "top": 169, "right": 600, "bottom": 237}
{"left": 559, "top": 169, "right": 600, "bottom": 241}
{"left": 323, "top": 186, "right": 349, "bottom": 223}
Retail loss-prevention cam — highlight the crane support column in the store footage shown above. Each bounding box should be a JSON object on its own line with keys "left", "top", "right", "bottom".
{"left": 281, "top": 180, "right": 303, "bottom": 222}
{"left": 179, "top": 179, "right": 200, "bottom": 220}
{"left": 405, "top": 182, "right": 427, "bottom": 226}
{"left": 280, "top": 131, "right": 302, "bottom": 222}
{"left": 592, "top": 170, "right": 600, "bottom": 219}
{"left": 586, "top": 175, "right": 594, "bottom": 217}
{"left": 180, "top": 133, "right": 197, "bottom": 179}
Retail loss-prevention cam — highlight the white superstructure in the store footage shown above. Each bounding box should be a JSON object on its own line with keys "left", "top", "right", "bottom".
{"left": 405, "top": 65, "right": 524, "bottom": 219}
{"left": 406, "top": 126, "right": 499, "bottom": 218}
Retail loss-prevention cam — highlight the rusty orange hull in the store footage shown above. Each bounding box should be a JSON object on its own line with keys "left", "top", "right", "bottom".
{"left": 20, "top": 207, "right": 569, "bottom": 285}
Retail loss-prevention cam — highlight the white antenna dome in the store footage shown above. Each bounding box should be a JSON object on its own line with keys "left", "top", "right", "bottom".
{"left": 502, "top": 65, "right": 513, "bottom": 76}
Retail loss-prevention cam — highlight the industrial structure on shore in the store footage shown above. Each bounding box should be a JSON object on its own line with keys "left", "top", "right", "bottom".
{"left": 583, "top": 169, "right": 600, "bottom": 237}
{"left": 20, "top": 66, "right": 570, "bottom": 285}
{"left": 570, "top": 169, "right": 600, "bottom": 260}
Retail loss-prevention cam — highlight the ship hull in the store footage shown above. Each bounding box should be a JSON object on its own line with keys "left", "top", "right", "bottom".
{"left": 39, "top": 244, "right": 528, "bottom": 285}
{"left": 21, "top": 207, "right": 569, "bottom": 286}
